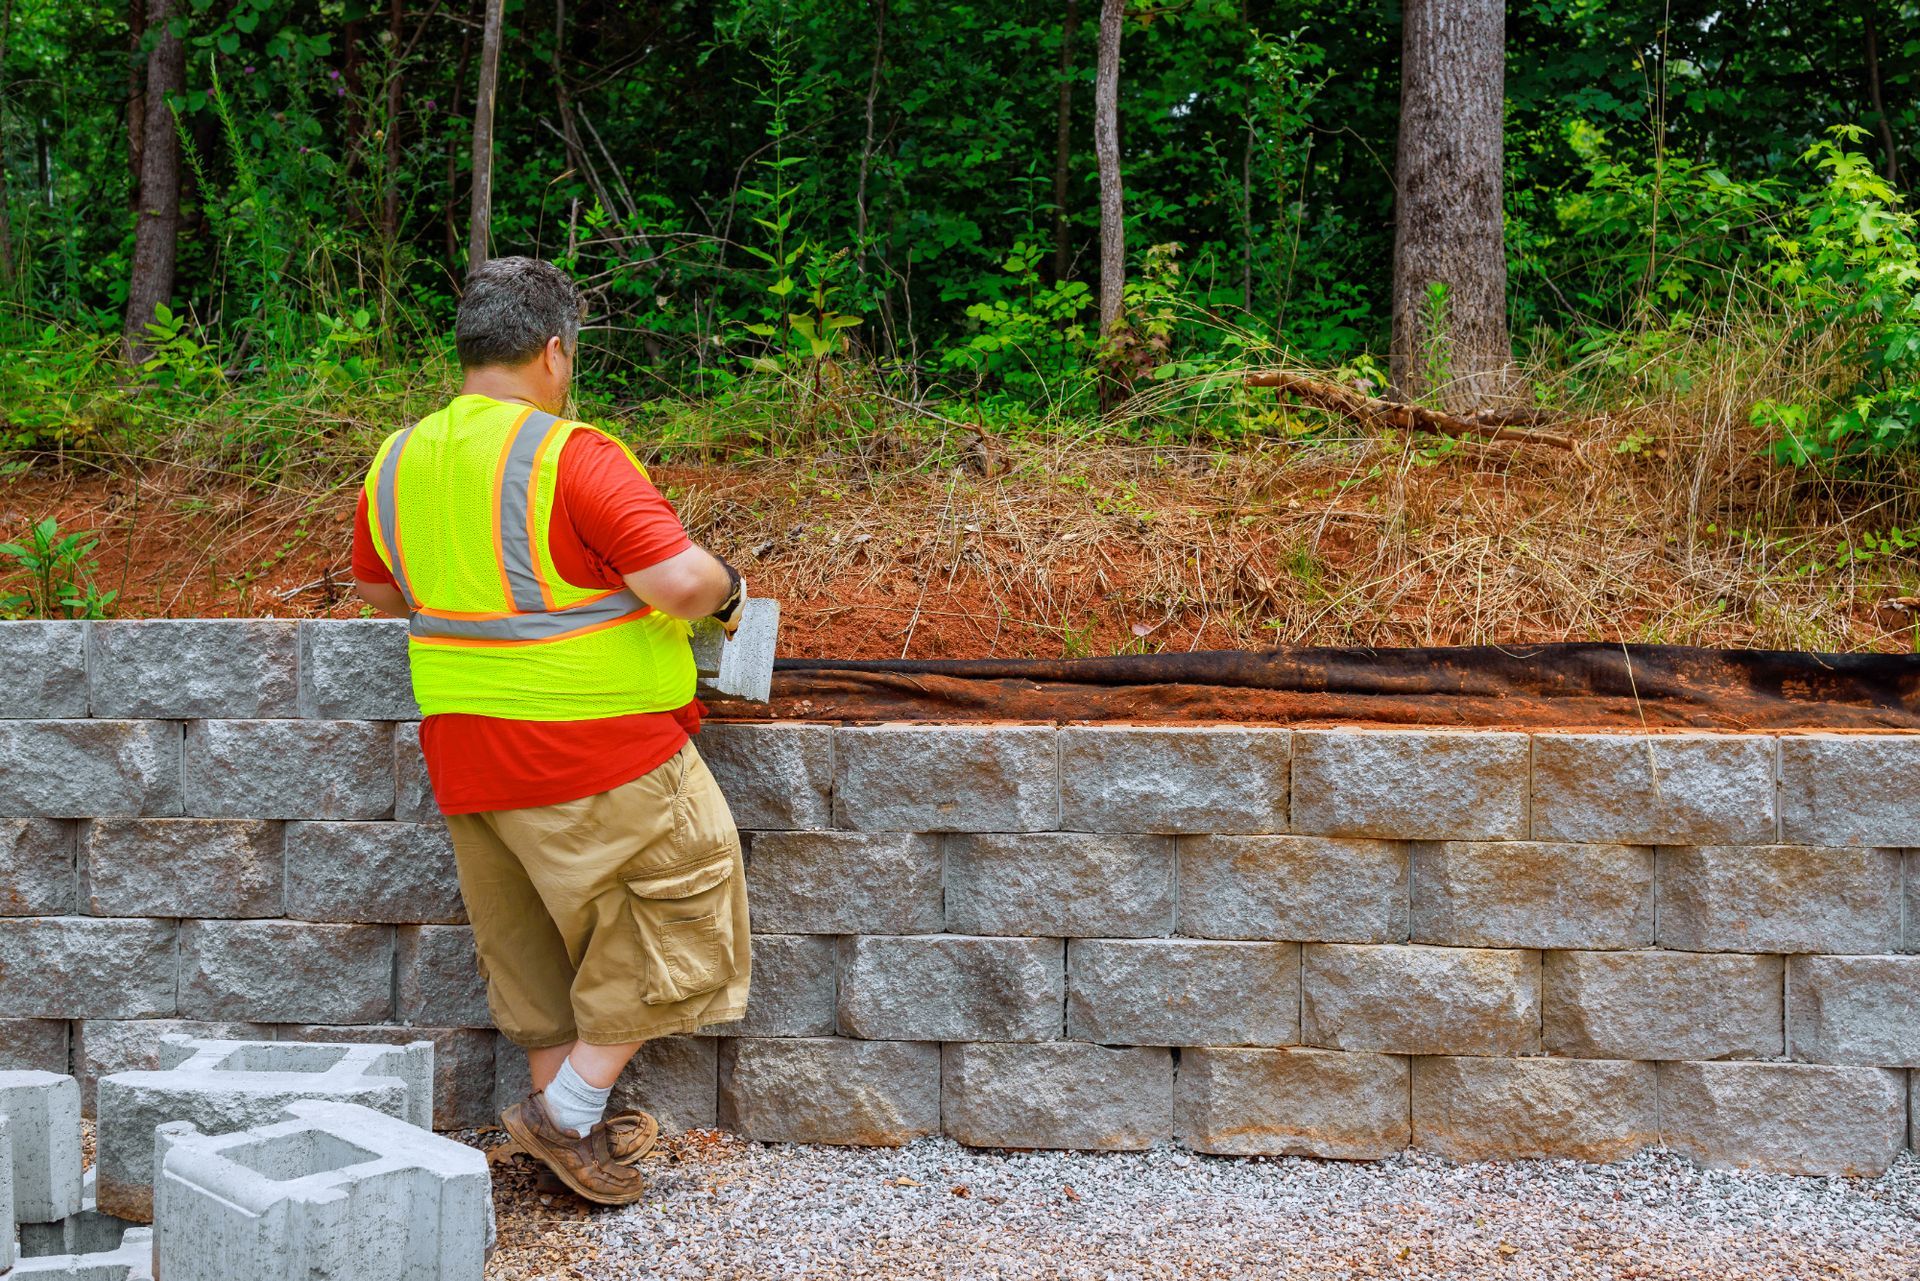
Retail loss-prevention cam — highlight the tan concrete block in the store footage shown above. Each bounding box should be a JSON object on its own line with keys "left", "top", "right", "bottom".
{"left": 1410, "top": 841, "right": 1652, "bottom": 949}
{"left": 1656, "top": 845, "right": 1901, "bottom": 954}
{"left": 1542, "top": 951, "right": 1782, "bottom": 1060}
{"left": 1178, "top": 835, "right": 1407, "bottom": 943}
{"left": 1413, "top": 1056, "right": 1657, "bottom": 1163}
{"left": 943, "top": 1042, "right": 1171, "bottom": 1150}
{"left": 1531, "top": 733, "right": 1774, "bottom": 844}
{"left": 1786, "top": 956, "right": 1920, "bottom": 1066}
{"left": 1291, "top": 730, "right": 1529, "bottom": 840}
{"left": 1658, "top": 1061, "right": 1906, "bottom": 1176}
{"left": 1175, "top": 1047, "right": 1408, "bottom": 1159}
{"left": 1302, "top": 943, "right": 1538, "bottom": 1056}
{"left": 1067, "top": 939, "right": 1298, "bottom": 1046}
{"left": 1779, "top": 734, "right": 1920, "bottom": 846}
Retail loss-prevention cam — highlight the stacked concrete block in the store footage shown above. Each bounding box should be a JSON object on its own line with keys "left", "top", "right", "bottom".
{"left": 832, "top": 725, "right": 1057, "bottom": 831}
{"left": 0, "top": 1019, "right": 68, "bottom": 1075}
{"left": 0, "top": 721, "right": 183, "bottom": 818}
{"left": 392, "top": 731, "right": 439, "bottom": 823}
{"left": 280, "top": 1027, "right": 495, "bottom": 1132}
{"left": 1655, "top": 845, "right": 1901, "bottom": 953}
{"left": 743, "top": 832, "right": 941, "bottom": 933}
{"left": 11, "top": 1226, "right": 155, "bottom": 1280}
{"left": 1541, "top": 951, "right": 1783, "bottom": 1060}
{"left": 297, "top": 619, "right": 417, "bottom": 721}
{"left": 154, "top": 1099, "right": 488, "bottom": 1280}
{"left": 1174, "top": 1047, "right": 1409, "bottom": 1159}
{"left": 95, "top": 1035, "right": 432, "bottom": 1221}
{"left": 703, "top": 933, "right": 836, "bottom": 1038}
{"left": 1291, "top": 729, "right": 1530, "bottom": 840}
{"left": 0, "top": 919, "right": 178, "bottom": 1020}
{"left": 1409, "top": 841, "right": 1653, "bottom": 949}
{"left": 1411, "top": 1057, "right": 1658, "bottom": 1163}
{"left": 1785, "top": 955, "right": 1920, "bottom": 1065}
{"left": 1177, "top": 835, "right": 1408, "bottom": 942}
{"left": 699, "top": 723, "right": 833, "bottom": 830}
{"left": 1302, "top": 943, "right": 1539, "bottom": 1056}
{"left": 83, "top": 819, "right": 283, "bottom": 919}
{"left": 1056, "top": 727, "right": 1288, "bottom": 833}
{"left": 1066, "top": 939, "right": 1298, "bottom": 1047}
{"left": 943, "top": 1042, "right": 1171, "bottom": 1150}
{"left": 1777, "top": 734, "right": 1920, "bottom": 846}
{"left": 718, "top": 1038, "right": 939, "bottom": 1145}
{"left": 1530, "top": 733, "right": 1776, "bottom": 844}
{"left": 0, "top": 621, "right": 89, "bottom": 718}
{"left": 177, "top": 920, "right": 393, "bottom": 1024}
{"left": 284, "top": 822, "right": 464, "bottom": 924}
{"left": 184, "top": 720, "right": 395, "bottom": 819}
{"left": 836, "top": 935, "right": 1063, "bottom": 1042}
{"left": 1656, "top": 1061, "right": 1907, "bottom": 1176}
{"left": 489, "top": 1034, "right": 714, "bottom": 1132}
{"left": 946, "top": 833, "right": 1173, "bottom": 937}
{"left": 88, "top": 620, "right": 300, "bottom": 719}
{"left": 394, "top": 927, "right": 490, "bottom": 1027}
{"left": 0, "top": 1071, "right": 83, "bottom": 1223}
{"left": 0, "top": 818, "right": 77, "bottom": 916}
{"left": 76, "top": 1020, "right": 273, "bottom": 1115}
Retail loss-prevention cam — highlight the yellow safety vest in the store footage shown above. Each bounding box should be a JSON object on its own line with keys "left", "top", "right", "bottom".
{"left": 362, "top": 394, "right": 696, "bottom": 720}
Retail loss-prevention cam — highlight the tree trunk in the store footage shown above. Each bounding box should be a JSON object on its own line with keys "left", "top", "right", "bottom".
{"left": 1863, "top": 5, "right": 1901, "bottom": 186}
{"left": 126, "top": 0, "right": 146, "bottom": 210}
{"left": 1048, "top": 0, "right": 1079, "bottom": 285}
{"left": 467, "top": 0, "right": 505, "bottom": 272}
{"left": 382, "top": 0, "right": 404, "bottom": 240}
{"left": 444, "top": 18, "right": 472, "bottom": 267}
{"left": 1388, "top": 0, "right": 1512, "bottom": 411}
{"left": 124, "top": 0, "right": 185, "bottom": 353}
{"left": 0, "top": 0, "right": 14, "bottom": 284}
{"left": 855, "top": 0, "right": 886, "bottom": 260}
{"left": 1093, "top": 0, "right": 1123, "bottom": 332}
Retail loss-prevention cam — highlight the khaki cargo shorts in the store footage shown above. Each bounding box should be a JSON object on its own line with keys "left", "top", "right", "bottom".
{"left": 443, "top": 740, "right": 752, "bottom": 1048}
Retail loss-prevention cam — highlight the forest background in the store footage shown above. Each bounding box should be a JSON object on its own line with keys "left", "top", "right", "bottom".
{"left": 1, "top": 0, "right": 1918, "bottom": 660}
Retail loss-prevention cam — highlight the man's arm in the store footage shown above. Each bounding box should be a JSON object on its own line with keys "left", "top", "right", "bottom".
{"left": 354, "top": 579, "right": 410, "bottom": 618}
{"left": 623, "top": 545, "right": 736, "bottom": 621}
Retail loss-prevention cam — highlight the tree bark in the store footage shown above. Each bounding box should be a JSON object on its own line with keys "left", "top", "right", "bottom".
{"left": 444, "top": 18, "right": 472, "bottom": 267}
{"left": 1863, "top": 5, "right": 1901, "bottom": 186}
{"left": 0, "top": 0, "right": 14, "bottom": 284}
{"left": 855, "top": 0, "right": 886, "bottom": 261}
{"left": 1093, "top": 0, "right": 1123, "bottom": 331}
{"left": 382, "top": 0, "right": 404, "bottom": 240}
{"left": 1388, "top": 0, "right": 1512, "bottom": 411}
{"left": 123, "top": 0, "right": 185, "bottom": 352}
{"left": 467, "top": 0, "right": 506, "bottom": 272}
{"left": 126, "top": 0, "right": 146, "bottom": 210}
{"left": 1048, "top": 0, "right": 1079, "bottom": 285}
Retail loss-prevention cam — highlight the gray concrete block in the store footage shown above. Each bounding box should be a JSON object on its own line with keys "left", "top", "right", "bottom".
{"left": 744, "top": 832, "right": 941, "bottom": 934}
{"left": 1410, "top": 841, "right": 1653, "bottom": 949}
{"left": 1066, "top": 939, "right": 1299, "bottom": 1046}
{"left": 0, "top": 621, "right": 88, "bottom": 718}
{"left": 0, "top": 1071, "right": 82, "bottom": 1222}
{"left": 718, "top": 1037, "right": 940, "bottom": 1145}
{"left": 836, "top": 935, "right": 1064, "bottom": 1043}
{"left": 285, "top": 821, "right": 464, "bottom": 924}
{"left": 13, "top": 1226, "right": 154, "bottom": 1280}
{"left": 17, "top": 1167, "right": 142, "bottom": 1262}
{"left": 0, "top": 1116, "right": 10, "bottom": 1271}
{"left": 1412, "top": 1056, "right": 1658, "bottom": 1163}
{"left": 179, "top": 921, "right": 393, "bottom": 1024}
{"left": 946, "top": 833, "right": 1173, "bottom": 938}
{"left": 943, "top": 1041, "right": 1171, "bottom": 1150}
{"left": 1292, "top": 729, "right": 1530, "bottom": 840}
{"left": 701, "top": 933, "right": 836, "bottom": 1038}
{"left": 608, "top": 1036, "right": 719, "bottom": 1133}
{"left": 833, "top": 725, "right": 1057, "bottom": 832}
{"left": 693, "top": 597, "right": 779, "bottom": 701}
{"left": 154, "top": 1098, "right": 486, "bottom": 1279}
{"left": 82, "top": 819, "right": 282, "bottom": 919}
{"left": 1531, "top": 733, "right": 1775, "bottom": 844}
{"left": 0, "top": 721, "right": 182, "bottom": 818}
{"left": 1656, "top": 845, "right": 1901, "bottom": 954}
{"left": 1778, "top": 734, "right": 1920, "bottom": 846}
{"left": 1786, "top": 956, "right": 1920, "bottom": 1067}
{"left": 392, "top": 729, "right": 440, "bottom": 823}
{"left": 184, "top": 719, "right": 394, "bottom": 820}
{"left": 1056, "top": 727, "right": 1288, "bottom": 834}
{"left": 1176, "top": 835, "right": 1408, "bottom": 943}
{"left": 0, "top": 918, "right": 178, "bottom": 1019}
{"left": 1175, "top": 1046, "right": 1409, "bottom": 1159}
{"left": 0, "top": 819, "right": 75, "bottom": 915}
{"left": 282, "top": 1026, "right": 495, "bottom": 1131}
{"left": 74, "top": 1021, "right": 271, "bottom": 1116}
{"left": 97, "top": 1035, "right": 433, "bottom": 1222}
{"left": 395, "top": 926, "right": 490, "bottom": 1027}
{"left": 0, "top": 1020, "right": 69, "bottom": 1075}
{"left": 1657, "top": 1061, "right": 1907, "bottom": 1176}
{"left": 87, "top": 620, "right": 299, "bottom": 719}
{"left": 296, "top": 618, "right": 416, "bottom": 720}
{"left": 698, "top": 723, "right": 832, "bottom": 830}
{"left": 1543, "top": 951, "right": 1783, "bottom": 1061}
{"left": 1302, "top": 943, "right": 1539, "bottom": 1056}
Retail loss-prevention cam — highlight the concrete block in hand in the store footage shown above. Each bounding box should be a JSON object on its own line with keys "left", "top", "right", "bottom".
{"left": 395, "top": 926, "right": 490, "bottom": 1027}
{"left": 0, "top": 918, "right": 178, "bottom": 1019}
{"left": 184, "top": 720, "right": 395, "bottom": 820}
{"left": 0, "top": 721, "right": 182, "bottom": 818}
{"left": 693, "top": 598, "right": 780, "bottom": 701}
{"left": 1786, "top": 956, "right": 1920, "bottom": 1066}
{"left": 1530, "top": 733, "right": 1775, "bottom": 844}
{"left": 833, "top": 725, "right": 1057, "bottom": 832}
{"left": 699, "top": 933, "right": 836, "bottom": 1038}
{"left": 1657, "top": 1061, "right": 1907, "bottom": 1176}
{"left": 836, "top": 935, "right": 1063, "bottom": 1042}
{"left": 0, "top": 621, "right": 88, "bottom": 718}
{"left": 296, "top": 619, "right": 417, "bottom": 720}
{"left": 1411, "top": 1056, "right": 1657, "bottom": 1163}
{"left": 1056, "top": 727, "right": 1288, "bottom": 834}
{"left": 1176, "top": 835, "right": 1408, "bottom": 943}
{"left": 286, "top": 821, "right": 464, "bottom": 924}
{"left": 0, "top": 819, "right": 76, "bottom": 916}
{"left": 1409, "top": 841, "right": 1653, "bottom": 949}
{"left": 743, "top": 832, "right": 941, "bottom": 934}
{"left": 82, "top": 819, "right": 282, "bottom": 919}
{"left": 1655, "top": 845, "right": 1900, "bottom": 954}
{"left": 1302, "top": 943, "right": 1540, "bottom": 1056}
{"left": 697, "top": 723, "right": 832, "bottom": 830}
{"left": 0, "top": 1070, "right": 82, "bottom": 1222}
{"left": 1542, "top": 951, "right": 1783, "bottom": 1061}
{"left": 96, "top": 1035, "right": 433, "bottom": 1222}
{"left": 154, "top": 1099, "right": 487, "bottom": 1280}
{"left": 1066, "top": 938, "right": 1299, "bottom": 1047}
{"left": 88, "top": 620, "right": 298, "bottom": 718}
{"left": 1291, "top": 729, "right": 1530, "bottom": 839}
{"left": 12, "top": 1226, "right": 155, "bottom": 1279}
{"left": 718, "top": 1037, "right": 940, "bottom": 1146}
{"left": 179, "top": 920, "right": 393, "bottom": 1024}
{"left": 1175, "top": 1046, "right": 1408, "bottom": 1160}
{"left": 946, "top": 833, "right": 1173, "bottom": 938}
{"left": 943, "top": 1042, "right": 1171, "bottom": 1151}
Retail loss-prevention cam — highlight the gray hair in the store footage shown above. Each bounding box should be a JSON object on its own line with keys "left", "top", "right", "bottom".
{"left": 455, "top": 257, "right": 585, "bottom": 368}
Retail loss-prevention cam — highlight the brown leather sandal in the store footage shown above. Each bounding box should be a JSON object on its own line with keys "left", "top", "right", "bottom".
{"left": 500, "top": 1091, "right": 650, "bottom": 1206}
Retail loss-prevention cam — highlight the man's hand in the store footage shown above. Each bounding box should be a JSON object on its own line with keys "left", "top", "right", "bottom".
{"left": 710, "top": 562, "right": 746, "bottom": 637}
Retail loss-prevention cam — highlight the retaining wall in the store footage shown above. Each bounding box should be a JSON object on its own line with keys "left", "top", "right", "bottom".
{"left": 1, "top": 619, "right": 1917, "bottom": 1174}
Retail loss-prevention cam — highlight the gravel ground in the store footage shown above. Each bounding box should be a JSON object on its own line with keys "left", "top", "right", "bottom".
{"left": 480, "top": 1131, "right": 1920, "bottom": 1280}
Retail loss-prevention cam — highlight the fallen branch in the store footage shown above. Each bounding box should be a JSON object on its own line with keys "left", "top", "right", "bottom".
{"left": 1244, "top": 371, "right": 1578, "bottom": 450}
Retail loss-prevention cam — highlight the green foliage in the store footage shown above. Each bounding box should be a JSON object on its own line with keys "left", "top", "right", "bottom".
{"left": 0, "top": 518, "right": 117, "bottom": 620}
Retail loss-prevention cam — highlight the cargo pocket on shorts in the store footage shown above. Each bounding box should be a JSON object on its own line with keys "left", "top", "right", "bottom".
{"left": 623, "top": 854, "right": 740, "bottom": 1006}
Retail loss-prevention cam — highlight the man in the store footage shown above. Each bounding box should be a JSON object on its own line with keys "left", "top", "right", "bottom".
{"left": 351, "top": 257, "right": 751, "bottom": 1205}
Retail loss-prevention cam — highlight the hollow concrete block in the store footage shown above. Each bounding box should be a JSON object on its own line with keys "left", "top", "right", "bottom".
{"left": 0, "top": 621, "right": 89, "bottom": 719}
{"left": 280, "top": 1026, "right": 495, "bottom": 1132}
{"left": 95, "top": 1035, "right": 432, "bottom": 1222}
{"left": 0, "top": 721, "right": 183, "bottom": 818}
{"left": 82, "top": 819, "right": 284, "bottom": 919}
{"left": 11, "top": 1226, "right": 155, "bottom": 1279}
{"left": 75, "top": 1020, "right": 274, "bottom": 1117}
{"left": 1056, "top": 726, "right": 1289, "bottom": 834}
{"left": 17, "top": 1166, "right": 142, "bottom": 1261}
{"left": 297, "top": 619, "right": 417, "bottom": 720}
{"left": 697, "top": 722, "right": 832, "bottom": 830}
{"left": 87, "top": 619, "right": 299, "bottom": 719}
{"left": 946, "top": 833, "right": 1174, "bottom": 938}
{"left": 154, "top": 1099, "right": 488, "bottom": 1280}
{"left": 0, "top": 1113, "right": 14, "bottom": 1272}
{"left": 184, "top": 720, "right": 395, "bottom": 820}
{"left": 0, "top": 1070, "right": 83, "bottom": 1222}
{"left": 832, "top": 725, "right": 1058, "bottom": 832}
{"left": 744, "top": 831, "right": 941, "bottom": 934}
{"left": 285, "top": 822, "right": 465, "bottom": 924}
{"left": 0, "top": 818, "right": 76, "bottom": 916}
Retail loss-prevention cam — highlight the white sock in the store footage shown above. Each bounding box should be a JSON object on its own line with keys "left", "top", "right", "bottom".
{"left": 545, "top": 1058, "right": 613, "bottom": 1137}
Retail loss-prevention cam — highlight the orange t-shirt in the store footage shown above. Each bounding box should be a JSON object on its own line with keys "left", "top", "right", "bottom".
{"left": 353, "top": 423, "right": 702, "bottom": 815}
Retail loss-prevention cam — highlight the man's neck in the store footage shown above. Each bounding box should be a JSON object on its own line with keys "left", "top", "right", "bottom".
{"left": 460, "top": 367, "right": 553, "bottom": 413}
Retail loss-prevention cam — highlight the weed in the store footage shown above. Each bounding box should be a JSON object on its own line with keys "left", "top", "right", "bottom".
{"left": 0, "top": 518, "right": 118, "bottom": 620}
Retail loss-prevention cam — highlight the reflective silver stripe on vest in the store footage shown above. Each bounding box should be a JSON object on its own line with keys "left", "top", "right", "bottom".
{"left": 373, "top": 426, "right": 417, "bottom": 607}
{"left": 497, "top": 408, "right": 559, "bottom": 613}
{"left": 409, "top": 588, "right": 649, "bottom": 642}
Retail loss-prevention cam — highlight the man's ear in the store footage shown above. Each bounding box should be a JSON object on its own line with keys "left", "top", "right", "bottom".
{"left": 546, "top": 335, "right": 567, "bottom": 373}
